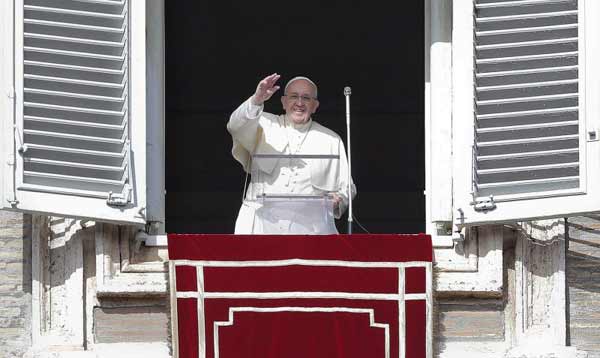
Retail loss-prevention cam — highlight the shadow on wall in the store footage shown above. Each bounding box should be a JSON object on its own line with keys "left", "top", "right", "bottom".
{"left": 566, "top": 215, "right": 600, "bottom": 353}
{"left": 567, "top": 216, "right": 600, "bottom": 293}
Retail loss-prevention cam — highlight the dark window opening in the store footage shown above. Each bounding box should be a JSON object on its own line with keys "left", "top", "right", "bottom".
{"left": 165, "top": 1, "right": 425, "bottom": 233}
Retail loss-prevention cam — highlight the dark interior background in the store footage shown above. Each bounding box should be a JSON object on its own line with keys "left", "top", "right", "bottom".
{"left": 165, "top": 1, "right": 424, "bottom": 234}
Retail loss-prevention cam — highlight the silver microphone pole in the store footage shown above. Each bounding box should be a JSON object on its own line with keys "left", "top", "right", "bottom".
{"left": 344, "top": 86, "right": 353, "bottom": 234}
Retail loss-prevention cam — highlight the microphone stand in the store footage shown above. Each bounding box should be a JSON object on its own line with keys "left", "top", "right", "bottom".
{"left": 344, "top": 87, "right": 353, "bottom": 234}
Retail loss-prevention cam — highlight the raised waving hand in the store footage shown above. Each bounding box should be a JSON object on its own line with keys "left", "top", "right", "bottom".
{"left": 251, "top": 73, "right": 281, "bottom": 105}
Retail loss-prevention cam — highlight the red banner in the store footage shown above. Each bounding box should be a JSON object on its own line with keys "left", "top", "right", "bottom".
{"left": 168, "top": 234, "right": 432, "bottom": 358}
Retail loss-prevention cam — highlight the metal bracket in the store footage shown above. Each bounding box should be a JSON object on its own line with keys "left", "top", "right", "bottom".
{"left": 473, "top": 195, "right": 496, "bottom": 212}
{"left": 452, "top": 225, "right": 465, "bottom": 243}
{"left": 106, "top": 141, "right": 132, "bottom": 207}
{"left": 6, "top": 152, "right": 18, "bottom": 206}
{"left": 107, "top": 184, "right": 131, "bottom": 206}
{"left": 13, "top": 125, "right": 28, "bottom": 154}
{"left": 135, "top": 230, "right": 167, "bottom": 247}
{"left": 452, "top": 208, "right": 466, "bottom": 245}
{"left": 135, "top": 221, "right": 167, "bottom": 248}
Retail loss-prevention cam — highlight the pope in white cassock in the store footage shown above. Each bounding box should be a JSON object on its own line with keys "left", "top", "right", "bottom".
{"left": 227, "top": 73, "right": 356, "bottom": 234}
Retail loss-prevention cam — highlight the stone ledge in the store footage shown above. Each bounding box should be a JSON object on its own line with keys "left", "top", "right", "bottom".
{"left": 437, "top": 341, "right": 509, "bottom": 358}
{"left": 505, "top": 345, "right": 586, "bottom": 358}
{"left": 25, "top": 343, "right": 170, "bottom": 358}
{"left": 96, "top": 276, "right": 168, "bottom": 298}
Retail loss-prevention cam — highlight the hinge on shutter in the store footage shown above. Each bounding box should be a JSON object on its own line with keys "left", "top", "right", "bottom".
{"left": 6, "top": 153, "right": 18, "bottom": 206}
{"left": 472, "top": 194, "right": 496, "bottom": 212}
{"left": 7, "top": 122, "right": 20, "bottom": 206}
{"left": 106, "top": 140, "right": 132, "bottom": 207}
{"left": 453, "top": 209, "right": 466, "bottom": 243}
{"left": 7, "top": 87, "right": 15, "bottom": 100}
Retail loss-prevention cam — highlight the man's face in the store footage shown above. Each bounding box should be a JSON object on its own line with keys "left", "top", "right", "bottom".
{"left": 281, "top": 79, "right": 320, "bottom": 124}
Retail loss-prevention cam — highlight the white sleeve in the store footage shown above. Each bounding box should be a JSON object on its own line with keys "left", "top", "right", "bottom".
{"left": 227, "top": 97, "right": 264, "bottom": 133}
{"left": 226, "top": 97, "right": 266, "bottom": 171}
{"left": 246, "top": 100, "right": 263, "bottom": 119}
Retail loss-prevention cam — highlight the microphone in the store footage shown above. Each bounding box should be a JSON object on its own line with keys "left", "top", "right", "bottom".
{"left": 344, "top": 86, "right": 353, "bottom": 234}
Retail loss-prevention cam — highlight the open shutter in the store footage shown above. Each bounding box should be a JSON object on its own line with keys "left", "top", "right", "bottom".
{"left": 473, "top": 0, "right": 580, "bottom": 198}
{"left": 20, "top": 0, "right": 131, "bottom": 202}
{"left": 1, "top": 0, "right": 163, "bottom": 225}
{"left": 453, "top": 0, "right": 600, "bottom": 226}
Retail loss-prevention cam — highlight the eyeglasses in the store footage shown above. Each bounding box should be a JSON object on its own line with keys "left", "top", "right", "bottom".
{"left": 284, "top": 94, "right": 316, "bottom": 103}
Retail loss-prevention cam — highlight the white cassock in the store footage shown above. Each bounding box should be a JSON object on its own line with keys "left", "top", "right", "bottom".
{"left": 227, "top": 98, "right": 356, "bottom": 234}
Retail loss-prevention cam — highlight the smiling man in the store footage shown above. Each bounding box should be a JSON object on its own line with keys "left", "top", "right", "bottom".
{"left": 227, "top": 73, "right": 356, "bottom": 234}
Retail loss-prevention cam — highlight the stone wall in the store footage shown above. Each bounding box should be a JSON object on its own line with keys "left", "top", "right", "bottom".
{"left": 0, "top": 210, "right": 32, "bottom": 358}
{"left": 567, "top": 216, "right": 600, "bottom": 357}
{"left": 3, "top": 211, "right": 597, "bottom": 357}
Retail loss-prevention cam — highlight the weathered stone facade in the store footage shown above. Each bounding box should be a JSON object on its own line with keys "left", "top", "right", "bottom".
{"left": 567, "top": 216, "right": 600, "bottom": 357}
{"left": 2, "top": 211, "right": 600, "bottom": 357}
{"left": 0, "top": 211, "right": 32, "bottom": 358}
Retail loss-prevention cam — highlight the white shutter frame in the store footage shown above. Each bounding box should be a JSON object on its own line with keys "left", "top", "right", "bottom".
{"left": 0, "top": 0, "right": 15, "bottom": 211}
{"left": 452, "top": 0, "right": 478, "bottom": 225}
{"left": 1, "top": 0, "right": 160, "bottom": 225}
{"left": 453, "top": 0, "right": 600, "bottom": 227}
{"left": 426, "top": 0, "right": 455, "bottom": 247}
{"left": 427, "top": 0, "right": 453, "bottom": 224}
{"left": 145, "top": 0, "right": 165, "bottom": 224}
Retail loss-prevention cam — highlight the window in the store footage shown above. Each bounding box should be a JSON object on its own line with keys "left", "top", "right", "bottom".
{"left": 0, "top": 0, "right": 164, "bottom": 225}
{"left": 452, "top": 0, "right": 600, "bottom": 226}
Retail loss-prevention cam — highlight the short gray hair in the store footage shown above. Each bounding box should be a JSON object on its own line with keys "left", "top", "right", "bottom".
{"left": 284, "top": 76, "right": 318, "bottom": 98}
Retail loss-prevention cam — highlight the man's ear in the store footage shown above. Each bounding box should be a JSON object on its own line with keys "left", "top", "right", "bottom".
{"left": 312, "top": 100, "right": 320, "bottom": 113}
{"left": 280, "top": 96, "right": 285, "bottom": 109}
